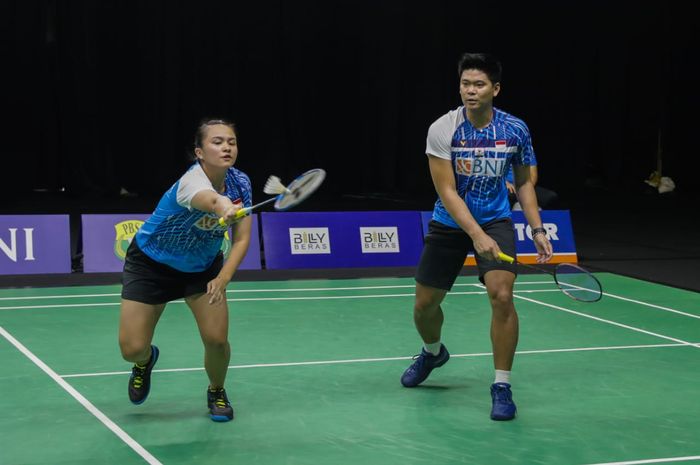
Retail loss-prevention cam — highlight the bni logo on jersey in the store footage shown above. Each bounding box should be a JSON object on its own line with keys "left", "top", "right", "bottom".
{"left": 289, "top": 227, "right": 331, "bottom": 254}
{"left": 455, "top": 156, "right": 506, "bottom": 177}
{"left": 360, "top": 227, "right": 400, "bottom": 253}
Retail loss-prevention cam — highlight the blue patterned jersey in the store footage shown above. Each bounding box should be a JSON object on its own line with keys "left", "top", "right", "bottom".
{"left": 135, "top": 163, "right": 253, "bottom": 272}
{"left": 426, "top": 106, "right": 536, "bottom": 228}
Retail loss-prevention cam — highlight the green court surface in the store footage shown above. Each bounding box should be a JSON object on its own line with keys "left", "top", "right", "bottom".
{"left": 1, "top": 273, "right": 699, "bottom": 465}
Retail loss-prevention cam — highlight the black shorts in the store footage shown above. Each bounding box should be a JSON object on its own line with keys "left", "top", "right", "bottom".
{"left": 415, "top": 218, "right": 517, "bottom": 290}
{"left": 121, "top": 241, "right": 224, "bottom": 305}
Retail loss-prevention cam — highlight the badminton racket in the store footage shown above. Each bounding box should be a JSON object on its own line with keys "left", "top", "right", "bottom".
{"left": 498, "top": 252, "right": 603, "bottom": 302}
{"left": 218, "top": 168, "right": 326, "bottom": 226}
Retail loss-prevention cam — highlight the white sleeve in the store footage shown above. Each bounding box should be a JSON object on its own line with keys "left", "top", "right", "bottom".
{"left": 425, "top": 112, "right": 457, "bottom": 160}
{"left": 176, "top": 164, "right": 217, "bottom": 210}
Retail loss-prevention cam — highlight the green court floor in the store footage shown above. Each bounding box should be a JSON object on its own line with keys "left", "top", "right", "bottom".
{"left": 1, "top": 273, "right": 699, "bottom": 465}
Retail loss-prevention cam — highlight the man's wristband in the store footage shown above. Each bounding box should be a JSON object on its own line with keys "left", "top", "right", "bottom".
{"left": 531, "top": 227, "right": 547, "bottom": 238}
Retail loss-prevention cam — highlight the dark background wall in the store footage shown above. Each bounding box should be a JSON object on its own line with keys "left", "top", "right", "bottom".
{"left": 3, "top": 1, "right": 697, "bottom": 213}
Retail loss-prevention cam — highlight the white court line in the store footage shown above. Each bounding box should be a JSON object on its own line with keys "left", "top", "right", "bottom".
{"left": 0, "top": 326, "right": 162, "bottom": 465}
{"left": 0, "top": 280, "right": 696, "bottom": 322}
{"left": 0, "top": 289, "right": 563, "bottom": 311}
{"left": 0, "top": 280, "right": 548, "bottom": 301}
{"left": 601, "top": 291, "right": 700, "bottom": 320}
{"left": 583, "top": 455, "right": 700, "bottom": 464}
{"left": 59, "top": 342, "right": 688, "bottom": 379}
{"left": 497, "top": 288, "right": 700, "bottom": 349}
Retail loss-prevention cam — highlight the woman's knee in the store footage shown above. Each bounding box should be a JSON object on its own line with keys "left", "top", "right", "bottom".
{"left": 119, "top": 338, "right": 151, "bottom": 362}
{"left": 202, "top": 337, "right": 230, "bottom": 353}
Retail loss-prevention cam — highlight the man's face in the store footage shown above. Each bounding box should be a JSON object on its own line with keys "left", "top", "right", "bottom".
{"left": 459, "top": 69, "right": 500, "bottom": 111}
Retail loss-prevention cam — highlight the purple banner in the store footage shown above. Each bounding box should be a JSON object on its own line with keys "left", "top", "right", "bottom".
{"left": 261, "top": 211, "right": 424, "bottom": 269}
{"left": 0, "top": 215, "right": 71, "bottom": 275}
{"left": 82, "top": 214, "right": 261, "bottom": 272}
{"left": 421, "top": 210, "right": 578, "bottom": 264}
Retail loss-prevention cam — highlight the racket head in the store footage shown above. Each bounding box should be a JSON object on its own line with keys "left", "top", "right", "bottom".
{"left": 274, "top": 169, "right": 326, "bottom": 211}
{"left": 553, "top": 263, "right": 603, "bottom": 302}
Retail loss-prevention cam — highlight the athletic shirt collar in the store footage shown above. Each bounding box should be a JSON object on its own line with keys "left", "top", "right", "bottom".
{"left": 461, "top": 106, "right": 503, "bottom": 131}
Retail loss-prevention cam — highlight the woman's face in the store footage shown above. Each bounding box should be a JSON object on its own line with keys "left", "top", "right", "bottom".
{"left": 196, "top": 124, "right": 238, "bottom": 169}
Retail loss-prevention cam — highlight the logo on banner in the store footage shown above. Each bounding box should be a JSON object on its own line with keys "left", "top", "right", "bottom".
{"left": 114, "top": 220, "right": 145, "bottom": 260}
{"left": 289, "top": 227, "right": 331, "bottom": 254}
{"left": 0, "top": 228, "right": 35, "bottom": 262}
{"left": 514, "top": 223, "right": 559, "bottom": 241}
{"left": 360, "top": 227, "right": 400, "bottom": 253}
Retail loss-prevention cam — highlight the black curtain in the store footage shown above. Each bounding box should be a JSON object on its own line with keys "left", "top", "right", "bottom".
{"left": 4, "top": 0, "right": 697, "bottom": 208}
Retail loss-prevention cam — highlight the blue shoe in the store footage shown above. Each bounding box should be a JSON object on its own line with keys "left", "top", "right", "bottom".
{"left": 400, "top": 344, "right": 450, "bottom": 387}
{"left": 128, "top": 345, "right": 159, "bottom": 405}
{"left": 490, "top": 382, "right": 517, "bottom": 420}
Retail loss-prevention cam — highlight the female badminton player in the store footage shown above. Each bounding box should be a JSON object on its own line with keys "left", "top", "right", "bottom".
{"left": 118, "top": 118, "right": 252, "bottom": 422}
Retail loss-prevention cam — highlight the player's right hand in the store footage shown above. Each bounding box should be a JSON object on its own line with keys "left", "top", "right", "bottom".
{"left": 220, "top": 204, "right": 242, "bottom": 225}
{"left": 473, "top": 232, "right": 501, "bottom": 261}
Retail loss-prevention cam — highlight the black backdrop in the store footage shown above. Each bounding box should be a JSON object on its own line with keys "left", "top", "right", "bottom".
{"left": 4, "top": 1, "right": 697, "bottom": 212}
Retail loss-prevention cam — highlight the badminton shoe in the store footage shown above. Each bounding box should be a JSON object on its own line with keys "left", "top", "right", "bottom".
{"left": 490, "top": 382, "right": 517, "bottom": 421}
{"left": 128, "top": 345, "right": 159, "bottom": 405}
{"left": 207, "top": 387, "right": 234, "bottom": 422}
{"left": 400, "top": 344, "right": 450, "bottom": 387}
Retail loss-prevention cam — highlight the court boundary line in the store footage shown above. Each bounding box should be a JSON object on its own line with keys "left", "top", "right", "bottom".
{"left": 583, "top": 455, "right": 700, "bottom": 464}
{"left": 495, "top": 287, "right": 700, "bottom": 349}
{"left": 59, "top": 342, "right": 691, "bottom": 379}
{"left": 0, "top": 279, "right": 696, "bottom": 322}
{"left": 0, "top": 289, "right": 563, "bottom": 311}
{"left": 0, "top": 325, "right": 163, "bottom": 465}
{"left": 0, "top": 280, "right": 548, "bottom": 301}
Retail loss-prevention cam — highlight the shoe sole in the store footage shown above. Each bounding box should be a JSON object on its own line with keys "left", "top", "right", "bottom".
{"left": 210, "top": 414, "right": 233, "bottom": 422}
{"left": 129, "top": 346, "right": 160, "bottom": 405}
{"left": 490, "top": 412, "right": 517, "bottom": 421}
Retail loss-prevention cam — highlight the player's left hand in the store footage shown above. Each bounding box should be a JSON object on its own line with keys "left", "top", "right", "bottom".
{"left": 206, "top": 276, "right": 228, "bottom": 305}
{"left": 534, "top": 232, "right": 553, "bottom": 263}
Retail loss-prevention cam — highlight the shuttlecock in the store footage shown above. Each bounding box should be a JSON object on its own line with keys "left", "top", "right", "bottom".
{"left": 264, "top": 176, "right": 292, "bottom": 195}
{"left": 657, "top": 176, "right": 675, "bottom": 194}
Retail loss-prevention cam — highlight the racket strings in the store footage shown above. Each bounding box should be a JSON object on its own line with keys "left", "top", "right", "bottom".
{"left": 275, "top": 169, "right": 326, "bottom": 210}
{"left": 554, "top": 264, "right": 603, "bottom": 302}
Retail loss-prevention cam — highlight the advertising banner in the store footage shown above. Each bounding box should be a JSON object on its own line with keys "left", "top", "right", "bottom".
{"left": 82, "top": 213, "right": 262, "bottom": 272}
{"left": 0, "top": 215, "right": 71, "bottom": 275}
{"left": 261, "top": 211, "right": 424, "bottom": 269}
{"left": 421, "top": 210, "right": 577, "bottom": 264}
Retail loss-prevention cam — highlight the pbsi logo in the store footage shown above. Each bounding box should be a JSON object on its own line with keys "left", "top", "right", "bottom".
{"left": 289, "top": 227, "right": 331, "bottom": 255}
{"left": 455, "top": 156, "right": 506, "bottom": 177}
{"left": 360, "top": 227, "right": 400, "bottom": 253}
{"left": 0, "top": 228, "right": 35, "bottom": 262}
{"left": 114, "top": 220, "right": 145, "bottom": 260}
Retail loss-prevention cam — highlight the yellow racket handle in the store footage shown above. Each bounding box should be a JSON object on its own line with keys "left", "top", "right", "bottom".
{"left": 218, "top": 207, "right": 251, "bottom": 226}
{"left": 497, "top": 252, "right": 515, "bottom": 263}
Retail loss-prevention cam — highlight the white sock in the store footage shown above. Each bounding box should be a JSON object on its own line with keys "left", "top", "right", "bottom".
{"left": 424, "top": 342, "right": 442, "bottom": 356}
{"left": 494, "top": 370, "right": 511, "bottom": 384}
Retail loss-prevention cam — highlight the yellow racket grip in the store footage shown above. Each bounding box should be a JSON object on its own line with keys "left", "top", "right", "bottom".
{"left": 497, "top": 252, "right": 515, "bottom": 263}
{"left": 218, "top": 207, "right": 251, "bottom": 226}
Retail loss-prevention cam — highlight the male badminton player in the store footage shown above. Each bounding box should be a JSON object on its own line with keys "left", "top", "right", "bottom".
{"left": 119, "top": 118, "right": 252, "bottom": 422}
{"left": 400, "top": 53, "right": 553, "bottom": 421}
